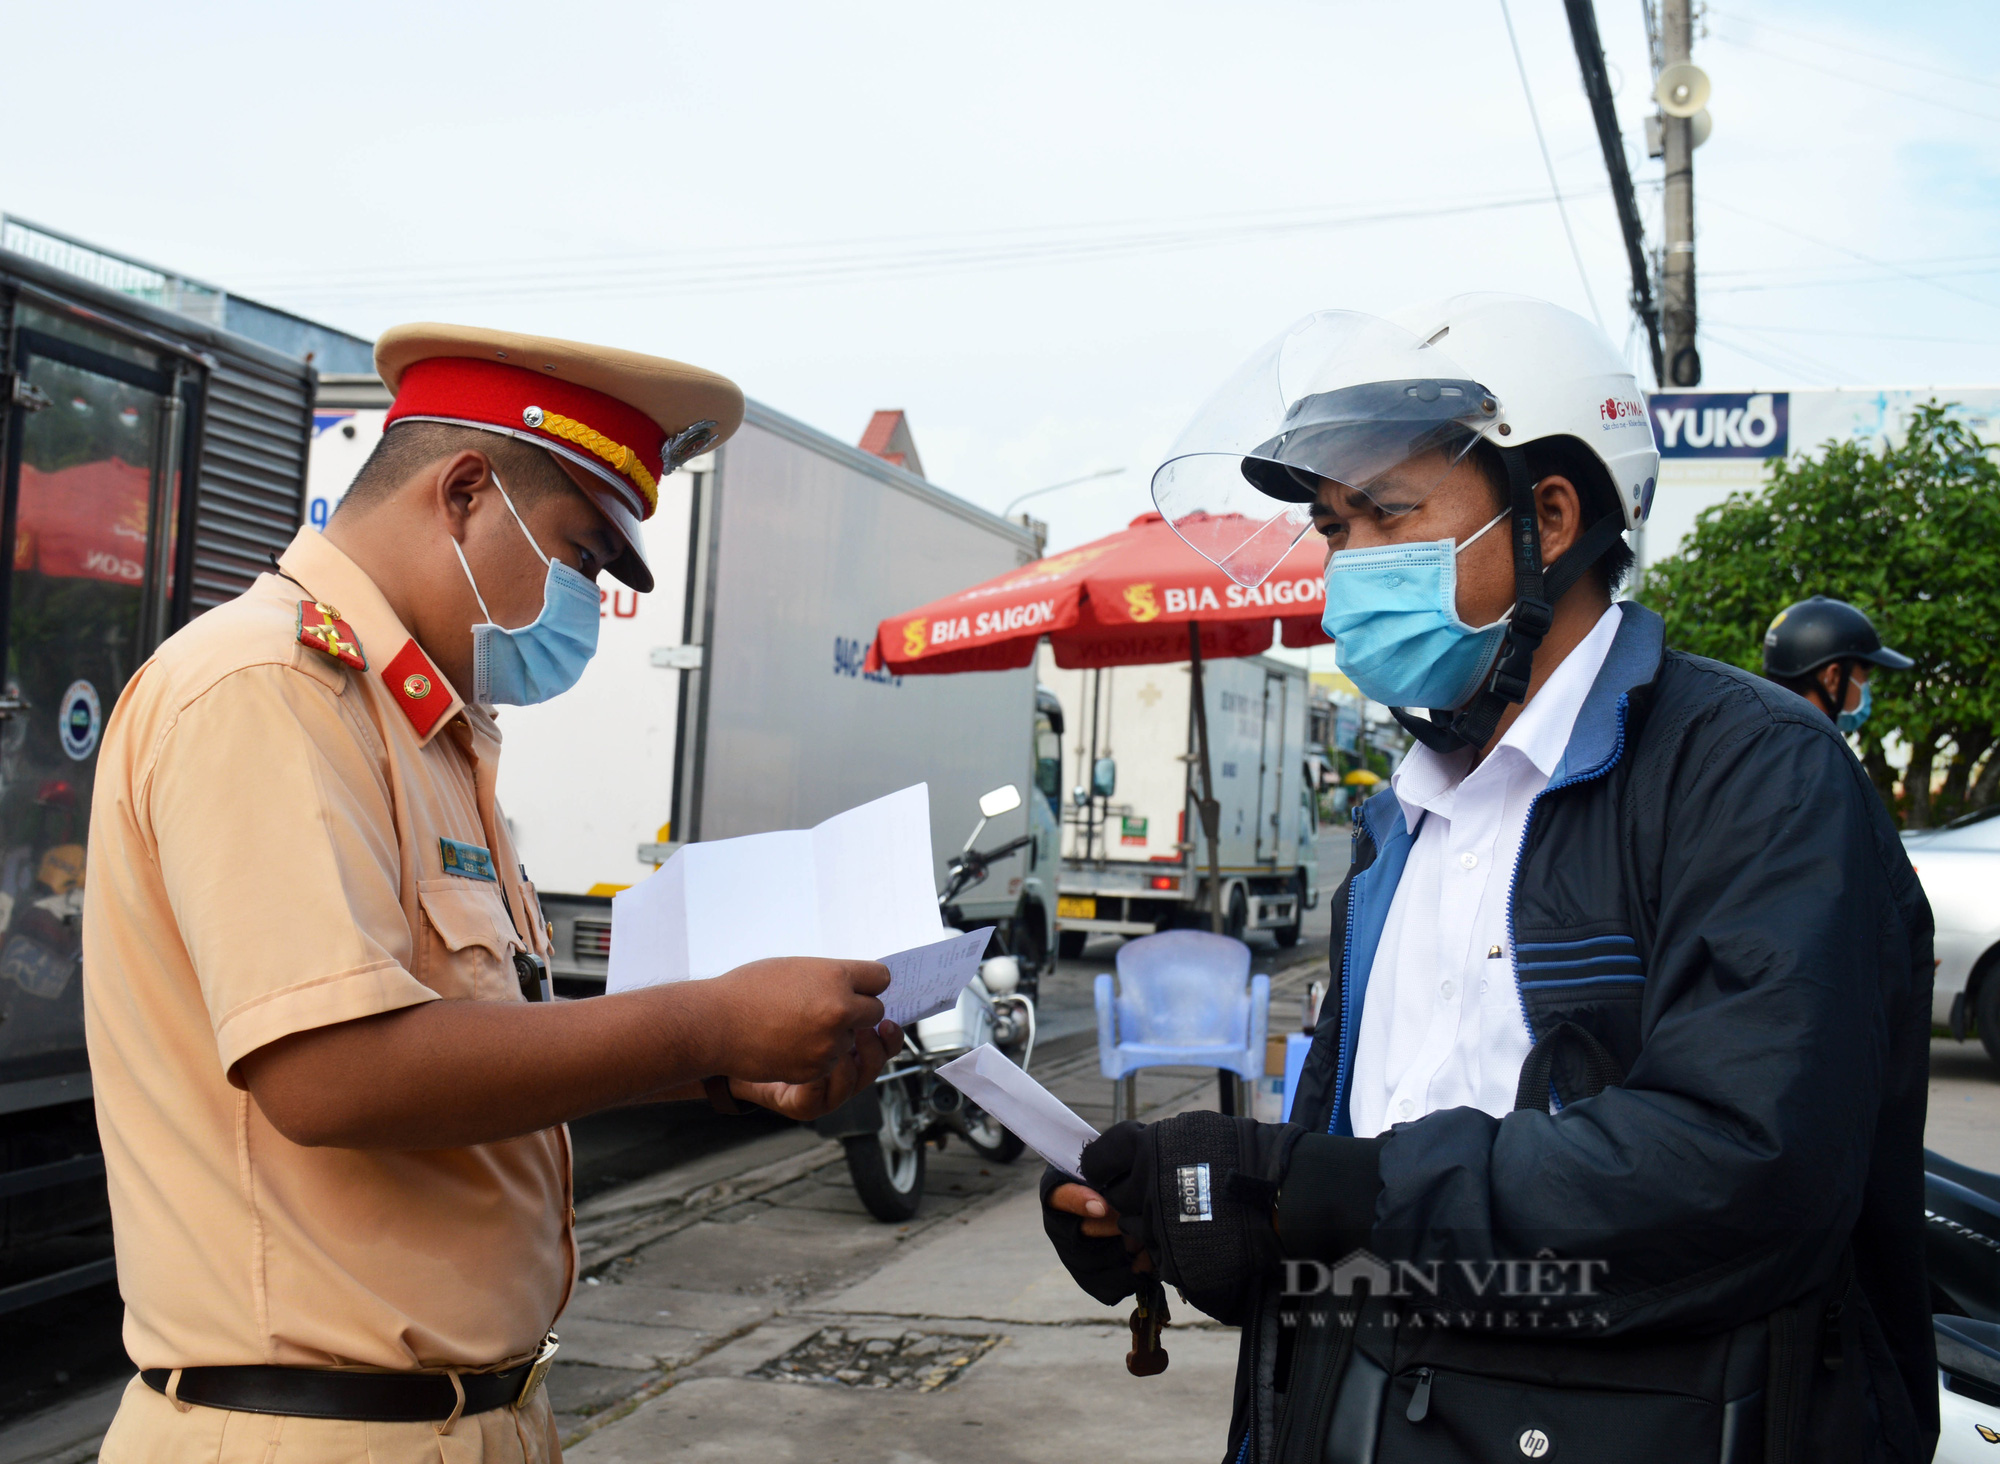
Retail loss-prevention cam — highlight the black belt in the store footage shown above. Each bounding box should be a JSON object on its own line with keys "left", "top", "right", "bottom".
{"left": 140, "top": 1335, "right": 558, "bottom": 1423}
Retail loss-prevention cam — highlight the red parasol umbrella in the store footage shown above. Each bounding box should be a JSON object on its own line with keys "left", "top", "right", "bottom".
{"left": 865, "top": 511, "right": 1331, "bottom": 932}
{"left": 863, "top": 511, "right": 1328, "bottom": 676}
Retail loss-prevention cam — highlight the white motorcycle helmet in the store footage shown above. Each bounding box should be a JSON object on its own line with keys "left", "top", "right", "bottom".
{"left": 1152, "top": 292, "right": 1658, "bottom": 585}
{"left": 1152, "top": 293, "right": 1658, "bottom": 748}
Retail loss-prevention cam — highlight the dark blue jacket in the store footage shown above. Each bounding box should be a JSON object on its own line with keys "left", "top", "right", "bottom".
{"left": 1230, "top": 603, "right": 1936, "bottom": 1463}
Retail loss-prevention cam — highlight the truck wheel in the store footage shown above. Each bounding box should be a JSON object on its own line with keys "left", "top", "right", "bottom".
{"left": 1057, "top": 930, "right": 1087, "bottom": 960}
{"left": 1273, "top": 875, "right": 1305, "bottom": 949}
{"left": 844, "top": 1082, "right": 925, "bottom": 1222}
{"left": 1225, "top": 885, "right": 1249, "bottom": 942}
{"left": 1978, "top": 969, "right": 2000, "bottom": 1069}
{"left": 1013, "top": 902, "right": 1048, "bottom": 989}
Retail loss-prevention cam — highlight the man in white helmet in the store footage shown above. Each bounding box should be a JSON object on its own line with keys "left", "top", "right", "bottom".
{"left": 1041, "top": 296, "right": 1935, "bottom": 1462}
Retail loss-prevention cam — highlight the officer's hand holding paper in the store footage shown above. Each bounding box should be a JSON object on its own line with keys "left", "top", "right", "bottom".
{"left": 608, "top": 785, "right": 991, "bottom": 1027}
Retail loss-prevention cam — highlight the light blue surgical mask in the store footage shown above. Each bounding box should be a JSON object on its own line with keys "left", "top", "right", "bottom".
{"left": 1837, "top": 681, "right": 1871, "bottom": 735}
{"left": 451, "top": 473, "right": 602, "bottom": 706}
{"left": 1320, "top": 510, "right": 1511, "bottom": 710}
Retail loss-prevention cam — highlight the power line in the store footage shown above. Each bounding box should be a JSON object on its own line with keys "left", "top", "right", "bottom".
{"left": 1704, "top": 320, "right": 2000, "bottom": 348}
{"left": 1707, "top": 267, "right": 2000, "bottom": 296}
{"left": 1698, "top": 322, "right": 1848, "bottom": 386}
{"left": 1710, "top": 34, "right": 2000, "bottom": 126}
{"left": 1705, "top": 251, "right": 2000, "bottom": 281}
{"left": 237, "top": 189, "right": 1592, "bottom": 294}
{"left": 248, "top": 190, "right": 1609, "bottom": 311}
{"left": 1706, "top": 7, "right": 2000, "bottom": 94}
{"left": 1498, "top": 0, "right": 1605, "bottom": 329}
{"left": 1704, "top": 197, "right": 2000, "bottom": 311}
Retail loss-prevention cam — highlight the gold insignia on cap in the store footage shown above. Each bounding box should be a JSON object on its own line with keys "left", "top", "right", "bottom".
{"left": 403, "top": 673, "right": 433, "bottom": 700}
{"left": 664, "top": 420, "right": 720, "bottom": 472}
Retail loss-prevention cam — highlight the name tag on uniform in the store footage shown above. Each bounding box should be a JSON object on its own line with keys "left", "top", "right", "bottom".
{"left": 439, "top": 838, "right": 497, "bottom": 882}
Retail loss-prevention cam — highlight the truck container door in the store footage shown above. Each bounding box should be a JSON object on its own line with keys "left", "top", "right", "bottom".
{"left": 0, "top": 310, "right": 185, "bottom": 1083}
{"left": 1253, "top": 670, "right": 1288, "bottom": 863}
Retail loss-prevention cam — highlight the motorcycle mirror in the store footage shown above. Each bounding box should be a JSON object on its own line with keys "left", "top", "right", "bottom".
{"left": 1092, "top": 756, "right": 1117, "bottom": 799}
{"left": 979, "top": 785, "right": 1023, "bottom": 818}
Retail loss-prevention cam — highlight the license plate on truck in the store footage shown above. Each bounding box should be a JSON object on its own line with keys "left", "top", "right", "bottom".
{"left": 1057, "top": 896, "right": 1096, "bottom": 919}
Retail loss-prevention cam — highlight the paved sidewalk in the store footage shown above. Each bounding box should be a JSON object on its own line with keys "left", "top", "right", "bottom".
{"left": 554, "top": 1041, "right": 1244, "bottom": 1464}
{"left": 544, "top": 940, "right": 1334, "bottom": 1464}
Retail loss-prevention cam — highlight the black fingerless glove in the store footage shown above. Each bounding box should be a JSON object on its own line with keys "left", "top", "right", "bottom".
{"left": 1040, "top": 1162, "right": 1141, "bottom": 1307}
{"left": 1081, "top": 1113, "right": 1306, "bottom": 1326}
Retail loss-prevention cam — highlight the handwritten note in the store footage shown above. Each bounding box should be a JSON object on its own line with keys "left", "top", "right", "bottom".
{"left": 879, "top": 927, "right": 994, "bottom": 1026}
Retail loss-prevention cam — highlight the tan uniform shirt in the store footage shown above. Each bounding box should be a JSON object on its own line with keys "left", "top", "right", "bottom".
{"left": 83, "top": 527, "right": 574, "bottom": 1379}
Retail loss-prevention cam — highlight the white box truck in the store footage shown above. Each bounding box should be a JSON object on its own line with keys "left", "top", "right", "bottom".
{"left": 307, "top": 392, "right": 1057, "bottom": 990}
{"left": 1037, "top": 649, "right": 1320, "bottom": 953}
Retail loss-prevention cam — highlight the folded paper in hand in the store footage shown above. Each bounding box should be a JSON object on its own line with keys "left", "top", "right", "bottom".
{"left": 936, "top": 1044, "right": 1100, "bottom": 1178}
{"left": 606, "top": 784, "right": 990, "bottom": 1026}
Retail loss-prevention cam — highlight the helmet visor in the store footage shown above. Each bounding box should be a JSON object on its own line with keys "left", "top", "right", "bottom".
{"left": 1152, "top": 311, "right": 1499, "bottom": 586}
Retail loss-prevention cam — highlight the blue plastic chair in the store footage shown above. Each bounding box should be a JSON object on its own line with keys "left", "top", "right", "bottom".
{"left": 1095, "top": 931, "right": 1270, "bottom": 1105}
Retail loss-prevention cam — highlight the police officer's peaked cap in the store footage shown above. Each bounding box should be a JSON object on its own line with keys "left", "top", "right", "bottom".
{"left": 374, "top": 323, "right": 746, "bottom": 593}
{"left": 1761, "top": 596, "right": 1913, "bottom": 679}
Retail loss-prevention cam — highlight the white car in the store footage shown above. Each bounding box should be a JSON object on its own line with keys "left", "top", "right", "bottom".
{"left": 1905, "top": 807, "right": 2000, "bottom": 1061}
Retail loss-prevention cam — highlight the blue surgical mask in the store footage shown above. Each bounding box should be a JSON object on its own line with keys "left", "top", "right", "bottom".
{"left": 450, "top": 473, "right": 602, "bottom": 706}
{"left": 1837, "top": 681, "right": 1871, "bottom": 735}
{"left": 1320, "top": 510, "right": 1510, "bottom": 710}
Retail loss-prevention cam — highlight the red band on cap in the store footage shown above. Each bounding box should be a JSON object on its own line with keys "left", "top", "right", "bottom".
{"left": 383, "top": 358, "right": 666, "bottom": 518}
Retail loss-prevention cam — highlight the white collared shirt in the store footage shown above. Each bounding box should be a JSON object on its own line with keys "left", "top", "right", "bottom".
{"left": 1348, "top": 603, "right": 1623, "bottom": 1140}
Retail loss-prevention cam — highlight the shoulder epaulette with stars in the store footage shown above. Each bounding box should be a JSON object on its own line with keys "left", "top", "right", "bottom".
{"left": 296, "top": 601, "right": 367, "bottom": 671}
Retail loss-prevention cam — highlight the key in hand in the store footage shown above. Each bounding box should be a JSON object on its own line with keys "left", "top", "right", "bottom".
{"left": 1126, "top": 1275, "right": 1171, "bottom": 1376}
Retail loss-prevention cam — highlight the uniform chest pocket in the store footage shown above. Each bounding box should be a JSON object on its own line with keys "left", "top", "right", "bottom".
{"left": 416, "top": 880, "right": 522, "bottom": 1001}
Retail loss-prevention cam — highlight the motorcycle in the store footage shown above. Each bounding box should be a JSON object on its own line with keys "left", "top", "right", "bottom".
{"left": 1928, "top": 1148, "right": 2000, "bottom": 1461}
{"left": 814, "top": 785, "right": 1040, "bottom": 1222}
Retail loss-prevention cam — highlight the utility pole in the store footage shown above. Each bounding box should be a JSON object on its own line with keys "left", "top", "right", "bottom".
{"left": 1661, "top": 0, "right": 1701, "bottom": 386}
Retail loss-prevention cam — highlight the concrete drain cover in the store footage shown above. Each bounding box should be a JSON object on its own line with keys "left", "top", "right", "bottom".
{"left": 751, "top": 1328, "right": 1001, "bottom": 1391}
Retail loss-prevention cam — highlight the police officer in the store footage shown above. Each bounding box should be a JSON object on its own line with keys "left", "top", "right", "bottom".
{"left": 83, "top": 325, "right": 901, "bottom": 1463}
{"left": 1042, "top": 296, "right": 1935, "bottom": 1462}
{"left": 1762, "top": 594, "right": 1912, "bottom": 732}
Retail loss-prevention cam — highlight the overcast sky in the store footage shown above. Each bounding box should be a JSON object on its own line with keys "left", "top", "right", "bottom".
{"left": 8, "top": 0, "right": 1997, "bottom": 561}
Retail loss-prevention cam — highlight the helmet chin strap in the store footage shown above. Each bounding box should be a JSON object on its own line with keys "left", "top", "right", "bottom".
{"left": 1391, "top": 447, "right": 1626, "bottom": 756}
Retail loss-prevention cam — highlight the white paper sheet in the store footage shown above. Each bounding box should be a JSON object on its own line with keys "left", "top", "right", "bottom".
{"left": 879, "top": 926, "right": 994, "bottom": 1026}
{"left": 936, "top": 1045, "right": 1100, "bottom": 1178}
{"left": 607, "top": 786, "right": 979, "bottom": 1021}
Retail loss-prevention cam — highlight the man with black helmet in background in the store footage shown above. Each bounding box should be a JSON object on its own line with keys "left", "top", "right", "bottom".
{"left": 1039, "top": 295, "right": 1935, "bottom": 1463}
{"left": 1763, "top": 594, "right": 1913, "bottom": 735}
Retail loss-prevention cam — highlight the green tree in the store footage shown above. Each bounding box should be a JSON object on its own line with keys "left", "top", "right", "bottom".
{"left": 1644, "top": 403, "right": 2000, "bottom": 827}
